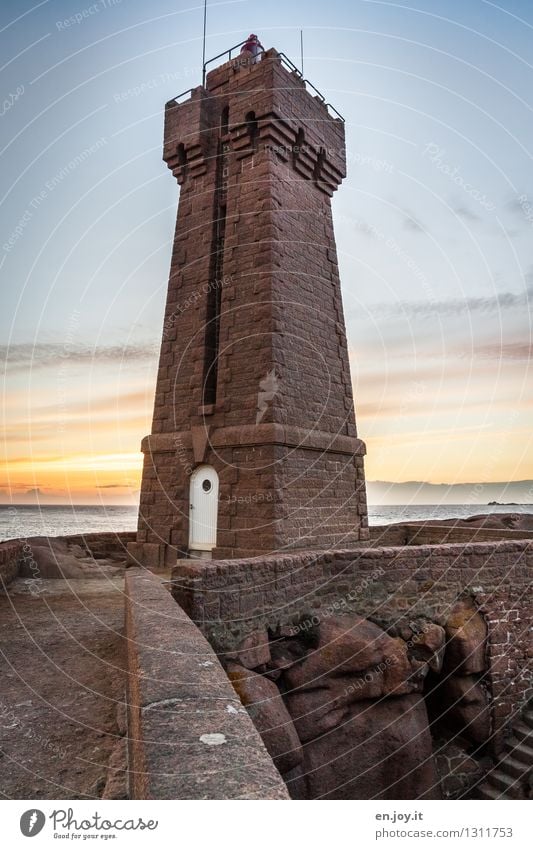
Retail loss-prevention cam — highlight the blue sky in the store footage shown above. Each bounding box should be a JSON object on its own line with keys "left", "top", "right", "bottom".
{"left": 1, "top": 0, "right": 532, "bottom": 503}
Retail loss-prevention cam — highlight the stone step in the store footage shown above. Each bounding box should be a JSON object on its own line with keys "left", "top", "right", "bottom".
{"left": 522, "top": 710, "right": 533, "bottom": 730}
{"left": 486, "top": 769, "right": 522, "bottom": 797}
{"left": 476, "top": 782, "right": 504, "bottom": 800}
{"left": 512, "top": 722, "right": 533, "bottom": 744}
{"left": 505, "top": 737, "right": 533, "bottom": 764}
{"left": 499, "top": 754, "right": 531, "bottom": 780}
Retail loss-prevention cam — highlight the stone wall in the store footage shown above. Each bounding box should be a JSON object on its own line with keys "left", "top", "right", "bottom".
{"left": 58, "top": 531, "right": 136, "bottom": 559}
{"left": 369, "top": 523, "right": 533, "bottom": 547}
{"left": 0, "top": 541, "right": 23, "bottom": 589}
{"left": 124, "top": 568, "right": 289, "bottom": 799}
{"left": 171, "top": 539, "right": 533, "bottom": 748}
{"left": 405, "top": 524, "right": 533, "bottom": 546}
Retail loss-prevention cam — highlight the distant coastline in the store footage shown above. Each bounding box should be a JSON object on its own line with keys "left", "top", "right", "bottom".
{"left": 487, "top": 501, "right": 527, "bottom": 506}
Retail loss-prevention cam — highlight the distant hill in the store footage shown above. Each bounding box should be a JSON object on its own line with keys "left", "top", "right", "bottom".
{"left": 366, "top": 480, "right": 533, "bottom": 506}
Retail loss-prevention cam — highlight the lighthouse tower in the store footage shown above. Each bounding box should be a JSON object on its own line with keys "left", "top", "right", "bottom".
{"left": 131, "top": 44, "right": 368, "bottom": 568}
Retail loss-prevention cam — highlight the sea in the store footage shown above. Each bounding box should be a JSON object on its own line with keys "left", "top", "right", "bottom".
{"left": 0, "top": 503, "right": 532, "bottom": 543}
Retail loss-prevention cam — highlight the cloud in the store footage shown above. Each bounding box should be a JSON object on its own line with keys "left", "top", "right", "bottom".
{"left": 25, "top": 488, "right": 42, "bottom": 496}
{"left": 468, "top": 342, "right": 533, "bottom": 361}
{"left": 506, "top": 194, "right": 532, "bottom": 215}
{"left": 1, "top": 342, "right": 158, "bottom": 373}
{"left": 353, "top": 219, "right": 378, "bottom": 238}
{"left": 402, "top": 213, "right": 425, "bottom": 232}
{"left": 452, "top": 204, "right": 480, "bottom": 221}
{"left": 96, "top": 484, "right": 129, "bottom": 489}
{"left": 0, "top": 481, "right": 45, "bottom": 488}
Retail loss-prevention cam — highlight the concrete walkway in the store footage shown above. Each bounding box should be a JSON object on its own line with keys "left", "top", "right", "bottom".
{"left": 0, "top": 577, "right": 126, "bottom": 799}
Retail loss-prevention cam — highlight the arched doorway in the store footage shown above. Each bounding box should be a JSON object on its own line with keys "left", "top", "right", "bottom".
{"left": 188, "top": 465, "right": 219, "bottom": 558}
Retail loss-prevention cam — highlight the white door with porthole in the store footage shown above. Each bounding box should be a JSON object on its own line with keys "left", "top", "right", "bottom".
{"left": 188, "top": 465, "right": 219, "bottom": 558}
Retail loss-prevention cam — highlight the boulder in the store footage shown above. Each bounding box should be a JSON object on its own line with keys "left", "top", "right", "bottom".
{"left": 285, "top": 672, "right": 383, "bottom": 743}
{"left": 383, "top": 637, "right": 416, "bottom": 695}
{"left": 19, "top": 545, "right": 119, "bottom": 580}
{"left": 409, "top": 623, "right": 446, "bottom": 673}
{"left": 227, "top": 630, "right": 271, "bottom": 670}
{"left": 268, "top": 636, "right": 309, "bottom": 672}
{"left": 226, "top": 662, "right": 303, "bottom": 775}
{"left": 283, "top": 615, "right": 399, "bottom": 692}
{"left": 301, "top": 694, "right": 440, "bottom": 800}
{"left": 444, "top": 601, "right": 487, "bottom": 674}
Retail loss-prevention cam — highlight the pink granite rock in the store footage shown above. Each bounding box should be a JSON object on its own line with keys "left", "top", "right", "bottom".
{"left": 301, "top": 694, "right": 440, "bottom": 799}
{"left": 283, "top": 615, "right": 397, "bottom": 692}
{"left": 226, "top": 662, "right": 303, "bottom": 775}
{"left": 444, "top": 601, "right": 487, "bottom": 675}
{"left": 235, "top": 630, "right": 271, "bottom": 669}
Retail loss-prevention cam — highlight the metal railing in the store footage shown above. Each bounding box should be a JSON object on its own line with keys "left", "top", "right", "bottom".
{"left": 202, "top": 38, "right": 253, "bottom": 80}
{"left": 168, "top": 43, "right": 345, "bottom": 121}
{"left": 166, "top": 87, "right": 195, "bottom": 106}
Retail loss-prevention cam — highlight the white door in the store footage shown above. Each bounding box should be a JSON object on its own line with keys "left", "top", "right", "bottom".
{"left": 188, "top": 465, "right": 219, "bottom": 557}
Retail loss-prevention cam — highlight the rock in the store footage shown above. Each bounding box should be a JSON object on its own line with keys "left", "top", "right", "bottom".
{"left": 409, "top": 623, "right": 446, "bottom": 673}
{"left": 282, "top": 764, "right": 308, "bottom": 799}
{"left": 236, "top": 630, "right": 271, "bottom": 669}
{"left": 434, "top": 739, "right": 488, "bottom": 799}
{"left": 68, "top": 543, "right": 88, "bottom": 558}
{"left": 283, "top": 615, "right": 398, "bottom": 692}
{"left": 444, "top": 601, "right": 487, "bottom": 674}
{"left": 383, "top": 637, "right": 414, "bottom": 695}
{"left": 301, "top": 694, "right": 440, "bottom": 800}
{"left": 268, "top": 638, "right": 308, "bottom": 671}
{"left": 102, "top": 738, "right": 128, "bottom": 800}
{"left": 19, "top": 546, "right": 86, "bottom": 579}
{"left": 285, "top": 668, "right": 386, "bottom": 742}
{"left": 226, "top": 662, "right": 303, "bottom": 775}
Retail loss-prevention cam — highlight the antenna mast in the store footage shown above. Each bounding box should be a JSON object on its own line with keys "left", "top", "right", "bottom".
{"left": 202, "top": 0, "right": 208, "bottom": 86}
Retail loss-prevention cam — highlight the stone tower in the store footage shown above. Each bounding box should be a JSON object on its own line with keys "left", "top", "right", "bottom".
{"left": 131, "top": 46, "right": 368, "bottom": 568}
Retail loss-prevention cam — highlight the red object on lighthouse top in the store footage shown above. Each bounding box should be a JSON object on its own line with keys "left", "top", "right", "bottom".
{"left": 240, "top": 33, "right": 264, "bottom": 61}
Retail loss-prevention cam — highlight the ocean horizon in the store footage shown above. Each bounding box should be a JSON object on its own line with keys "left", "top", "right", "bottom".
{"left": 1, "top": 502, "right": 532, "bottom": 543}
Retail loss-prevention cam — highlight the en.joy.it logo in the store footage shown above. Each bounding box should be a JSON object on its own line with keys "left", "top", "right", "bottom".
{"left": 20, "top": 809, "right": 46, "bottom": 837}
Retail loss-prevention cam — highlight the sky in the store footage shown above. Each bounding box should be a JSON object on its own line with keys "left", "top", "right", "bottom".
{"left": 0, "top": 0, "right": 532, "bottom": 505}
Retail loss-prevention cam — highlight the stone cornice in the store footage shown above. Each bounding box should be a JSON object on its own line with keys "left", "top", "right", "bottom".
{"left": 141, "top": 425, "right": 366, "bottom": 457}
